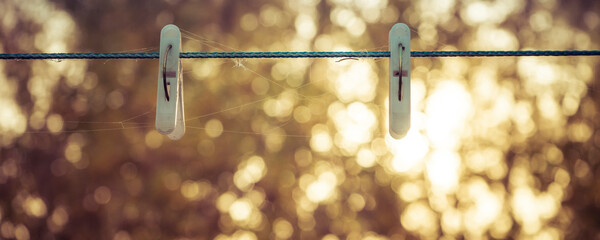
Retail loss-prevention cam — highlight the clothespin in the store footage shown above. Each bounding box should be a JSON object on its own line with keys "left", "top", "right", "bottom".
{"left": 156, "top": 24, "right": 185, "bottom": 140}
{"left": 388, "top": 23, "right": 411, "bottom": 139}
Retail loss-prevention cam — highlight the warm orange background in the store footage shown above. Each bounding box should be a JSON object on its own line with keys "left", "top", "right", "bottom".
{"left": 0, "top": 0, "right": 599, "bottom": 239}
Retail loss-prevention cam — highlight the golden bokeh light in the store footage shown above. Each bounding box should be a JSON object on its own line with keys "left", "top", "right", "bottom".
{"left": 234, "top": 156, "right": 267, "bottom": 191}
{"left": 181, "top": 180, "right": 212, "bottom": 200}
{"left": 229, "top": 199, "right": 253, "bottom": 221}
{"left": 305, "top": 171, "right": 338, "bottom": 203}
{"left": 144, "top": 131, "right": 164, "bottom": 149}
{"left": 310, "top": 124, "right": 333, "bottom": 152}
{"left": 94, "top": 186, "right": 112, "bottom": 205}
{"left": 205, "top": 118, "right": 225, "bottom": 138}
{"left": 23, "top": 196, "right": 47, "bottom": 218}
{"left": 1, "top": 0, "right": 599, "bottom": 239}
{"left": 273, "top": 218, "right": 294, "bottom": 239}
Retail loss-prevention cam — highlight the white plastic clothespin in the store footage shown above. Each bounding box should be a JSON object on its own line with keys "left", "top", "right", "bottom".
{"left": 389, "top": 23, "right": 411, "bottom": 139}
{"left": 156, "top": 24, "right": 185, "bottom": 140}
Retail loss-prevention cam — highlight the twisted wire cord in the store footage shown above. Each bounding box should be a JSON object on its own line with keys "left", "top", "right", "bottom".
{"left": 1, "top": 50, "right": 599, "bottom": 60}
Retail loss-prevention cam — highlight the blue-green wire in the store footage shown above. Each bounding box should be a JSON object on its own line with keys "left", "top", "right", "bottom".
{"left": 1, "top": 50, "right": 599, "bottom": 60}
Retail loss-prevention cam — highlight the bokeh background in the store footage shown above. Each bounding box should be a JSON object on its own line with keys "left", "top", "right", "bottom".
{"left": 1, "top": 0, "right": 600, "bottom": 239}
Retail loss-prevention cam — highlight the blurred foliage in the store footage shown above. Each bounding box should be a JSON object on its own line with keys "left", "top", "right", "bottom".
{"left": 1, "top": 0, "right": 600, "bottom": 239}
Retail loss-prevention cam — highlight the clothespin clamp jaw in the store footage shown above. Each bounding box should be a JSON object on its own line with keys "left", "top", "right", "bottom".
{"left": 156, "top": 24, "right": 185, "bottom": 140}
{"left": 389, "top": 23, "right": 411, "bottom": 139}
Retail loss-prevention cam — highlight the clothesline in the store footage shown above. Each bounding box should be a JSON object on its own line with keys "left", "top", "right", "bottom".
{"left": 1, "top": 50, "right": 599, "bottom": 60}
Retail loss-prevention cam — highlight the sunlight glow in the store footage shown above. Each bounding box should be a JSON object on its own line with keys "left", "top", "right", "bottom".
{"left": 234, "top": 156, "right": 267, "bottom": 191}
{"left": 263, "top": 90, "right": 296, "bottom": 118}
{"left": 425, "top": 81, "right": 472, "bottom": 150}
{"left": 388, "top": 127, "right": 429, "bottom": 173}
{"left": 330, "top": 101, "right": 377, "bottom": 154}
{"left": 400, "top": 201, "right": 438, "bottom": 237}
{"left": 1, "top": 0, "right": 596, "bottom": 238}
{"left": 331, "top": 61, "right": 376, "bottom": 103}
{"left": 461, "top": 0, "right": 523, "bottom": 26}
{"left": 229, "top": 199, "right": 253, "bottom": 221}
{"left": 511, "top": 187, "right": 560, "bottom": 234}
{"left": 0, "top": 99, "right": 26, "bottom": 144}
{"left": 310, "top": 124, "right": 333, "bottom": 152}
{"left": 306, "top": 171, "right": 338, "bottom": 203}
{"left": 295, "top": 14, "right": 317, "bottom": 40}
{"left": 463, "top": 178, "right": 503, "bottom": 236}
{"left": 397, "top": 182, "right": 423, "bottom": 202}
{"left": 426, "top": 150, "right": 461, "bottom": 193}
{"left": 356, "top": 148, "right": 376, "bottom": 168}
